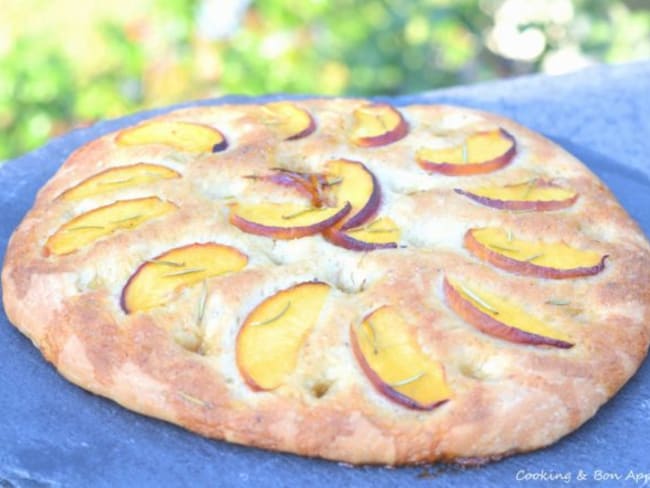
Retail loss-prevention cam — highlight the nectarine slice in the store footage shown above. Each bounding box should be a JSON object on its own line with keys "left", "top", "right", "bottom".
{"left": 236, "top": 281, "right": 330, "bottom": 390}
{"left": 465, "top": 228, "right": 607, "bottom": 279}
{"left": 325, "top": 159, "right": 381, "bottom": 230}
{"left": 121, "top": 243, "right": 248, "bottom": 313}
{"left": 116, "top": 121, "right": 227, "bottom": 153}
{"left": 45, "top": 197, "right": 177, "bottom": 256}
{"left": 324, "top": 217, "right": 400, "bottom": 251}
{"left": 350, "top": 103, "right": 408, "bottom": 147}
{"left": 261, "top": 102, "right": 316, "bottom": 140}
{"left": 455, "top": 179, "right": 578, "bottom": 211}
{"left": 59, "top": 163, "right": 180, "bottom": 201}
{"left": 416, "top": 128, "right": 516, "bottom": 175}
{"left": 229, "top": 202, "right": 351, "bottom": 240}
{"left": 351, "top": 306, "right": 451, "bottom": 410}
{"left": 443, "top": 277, "right": 573, "bottom": 348}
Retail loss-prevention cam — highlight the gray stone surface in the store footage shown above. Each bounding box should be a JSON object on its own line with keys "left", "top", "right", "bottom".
{"left": 1, "top": 61, "right": 649, "bottom": 487}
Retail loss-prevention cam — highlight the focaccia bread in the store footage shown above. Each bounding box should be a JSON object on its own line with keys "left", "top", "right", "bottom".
{"left": 3, "top": 99, "right": 650, "bottom": 465}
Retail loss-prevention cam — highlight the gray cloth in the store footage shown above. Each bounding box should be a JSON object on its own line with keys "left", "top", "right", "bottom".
{"left": 1, "top": 61, "right": 649, "bottom": 487}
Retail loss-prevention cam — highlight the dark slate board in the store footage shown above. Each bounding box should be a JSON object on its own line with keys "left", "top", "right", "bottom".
{"left": 1, "top": 62, "right": 649, "bottom": 488}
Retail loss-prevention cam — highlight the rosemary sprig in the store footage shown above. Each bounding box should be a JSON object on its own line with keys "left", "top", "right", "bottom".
{"left": 458, "top": 284, "right": 499, "bottom": 315}
{"left": 250, "top": 301, "right": 291, "bottom": 326}
{"left": 546, "top": 299, "right": 571, "bottom": 306}
{"left": 65, "top": 225, "right": 105, "bottom": 232}
{"left": 507, "top": 229, "right": 513, "bottom": 242}
{"left": 163, "top": 267, "right": 206, "bottom": 278}
{"left": 389, "top": 371, "right": 425, "bottom": 387}
{"left": 281, "top": 207, "right": 319, "bottom": 220}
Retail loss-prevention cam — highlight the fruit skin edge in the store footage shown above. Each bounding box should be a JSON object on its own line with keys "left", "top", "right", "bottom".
{"left": 443, "top": 277, "right": 574, "bottom": 348}
{"left": 284, "top": 111, "right": 316, "bottom": 141}
{"left": 349, "top": 324, "right": 450, "bottom": 411}
{"left": 453, "top": 187, "right": 578, "bottom": 211}
{"left": 418, "top": 128, "right": 516, "bottom": 176}
{"left": 323, "top": 227, "right": 398, "bottom": 251}
{"left": 463, "top": 230, "right": 608, "bottom": 279}
{"left": 338, "top": 161, "right": 383, "bottom": 231}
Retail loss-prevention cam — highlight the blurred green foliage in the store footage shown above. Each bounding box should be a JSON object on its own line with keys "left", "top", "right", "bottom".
{"left": 0, "top": 0, "right": 648, "bottom": 161}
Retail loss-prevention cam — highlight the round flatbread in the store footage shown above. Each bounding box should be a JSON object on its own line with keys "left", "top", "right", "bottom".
{"left": 3, "top": 99, "right": 650, "bottom": 465}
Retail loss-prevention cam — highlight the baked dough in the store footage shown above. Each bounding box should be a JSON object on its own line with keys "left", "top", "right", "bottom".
{"left": 3, "top": 99, "right": 650, "bottom": 465}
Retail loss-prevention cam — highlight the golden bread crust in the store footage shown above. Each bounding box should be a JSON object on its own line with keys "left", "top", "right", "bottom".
{"left": 3, "top": 99, "right": 650, "bottom": 465}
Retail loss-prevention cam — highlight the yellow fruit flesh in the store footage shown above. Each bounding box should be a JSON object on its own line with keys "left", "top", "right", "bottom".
{"left": 46, "top": 197, "right": 176, "bottom": 255}
{"left": 346, "top": 217, "right": 400, "bottom": 244}
{"left": 123, "top": 243, "right": 247, "bottom": 313}
{"left": 446, "top": 277, "right": 571, "bottom": 343}
{"left": 116, "top": 121, "right": 224, "bottom": 153}
{"left": 351, "top": 105, "right": 401, "bottom": 139}
{"left": 262, "top": 102, "right": 312, "bottom": 139}
{"left": 326, "top": 159, "right": 375, "bottom": 218}
{"left": 471, "top": 227, "right": 603, "bottom": 270}
{"left": 231, "top": 203, "right": 346, "bottom": 229}
{"left": 60, "top": 163, "right": 180, "bottom": 201}
{"left": 354, "top": 306, "right": 451, "bottom": 407}
{"left": 416, "top": 129, "right": 512, "bottom": 165}
{"left": 465, "top": 180, "right": 576, "bottom": 202}
{"left": 237, "top": 282, "right": 330, "bottom": 390}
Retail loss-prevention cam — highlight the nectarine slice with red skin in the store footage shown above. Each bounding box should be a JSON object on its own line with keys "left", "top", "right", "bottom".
{"left": 350, "top": 103, "right": 409, "bottom": 147}
{"left": 324, "top": 217, "right": 399, "bottom": 251}
{"left": 455, "top": 179, "right": 578, "bottom": 211}
{"left": 416, "top": 128, "right": 516, "bottom": 176}
{"left": 351, "top": 306, "right": 451, "bottom": 410}
{"left": 261, "top": 102, "right": 316, "bottom": 141}
{"left": 443, "top": 277, "right": 573, "bottom": 348}
{"left": 464, "top": 228, "right": 607, "bottom": 279}
{"left": 45, "top": 197, "right": 177, "bottom": 256}
{"left": 236, "top": 281, "right": 330, "bottom": 391}
{"left": 326, "top": 159, "right": 381, "bottom": 230}
{"left": 121, "top": 243, "right": 247, "bottom": 313}
{"left": 58, "top": 163, "right": 181, "bottom": 201}
{"left": 229, "top": 202, "right": 351, "bottom": 240}
{"left": 116, "top": 121, "right": 227, "bottom": 153}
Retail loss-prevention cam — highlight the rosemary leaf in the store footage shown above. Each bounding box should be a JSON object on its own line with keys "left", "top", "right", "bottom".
{"left": 389, "top": 371, "right": 425, "bottom": 387}
{"left": 98, "top": 177, "right": 135, "bottom": 186}
{"left": 65, "top": 225, "right": 105, "bottom": 232}
{"left": 110, "top": 214, "right": 142, "bottom": 224}
{"left": 461, "top": 141, "right": 469, "bottom": 163}
{"left": 487, "top": 244, "right": 519, "bottom": 253}
{"left": 458, "top": 284, "right": 499, "bottom": 315}
{"left": 146, "top": 259, "right": 186, "bottom": 267}
{"left": 522, "top": 177, "right": 539, "bottom": 199}
{"left": 281, "top": 207, "right": 319, "bottom": 220}
{"left": 546, "top": 299, "right": 571, "bottom": 306}
{"left": 163, "top": 267, "right": 206, "bottom": 278}
{"left": 178, "top": 391, "right": 206, "bottom": 407}
{"left": 524, "top": 253, "right": 544, "bottom": 262}
{"left": 362, "top": 320, "right": 379, "bottom": 355}
{"left": 250, "top": 301, "right": 291, "bottom": 327}
{"left": 197, "top": 281, "right": 208, "bottom": 326}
